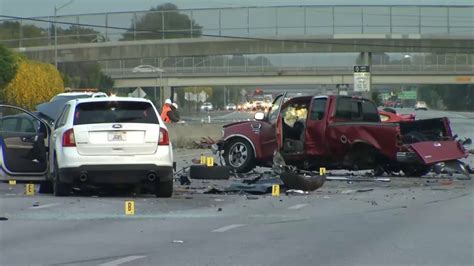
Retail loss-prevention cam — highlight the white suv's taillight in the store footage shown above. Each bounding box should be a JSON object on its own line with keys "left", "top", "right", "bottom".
{"left": 62, "top": 128, "right": 76, "bottom": 147}
{"left": 158, "top": 127, "right": 169, "bottom": 145}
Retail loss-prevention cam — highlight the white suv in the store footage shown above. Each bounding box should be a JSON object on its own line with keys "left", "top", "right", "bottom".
{"left": 0, "top": 98, "right": 174, "bottom": 197}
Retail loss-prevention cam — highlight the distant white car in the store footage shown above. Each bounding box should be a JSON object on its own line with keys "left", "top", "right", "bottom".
{"left": 415, "top": 101, "right": 428, "bottom": 110}
{"left": 0, "top": 98, "right": 174, "bottom": 197}
{"left": 226, "top": 103, "right": 237, "bottom": 111}
{"left": 133, "top": 65, "right": 160, "bottom": 73}
{"left": 200, "top": 102, "right": 214, "bottom": 112}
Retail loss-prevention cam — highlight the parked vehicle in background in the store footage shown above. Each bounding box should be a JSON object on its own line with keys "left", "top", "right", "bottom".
{"left": 379, "top": 108, "right": 416, "bottom": 123}
{"left": 226, "top": 103, "right": 237, "bottom": 111}
{"left": 415, "top": 101, "right": 429, "bottom": 110}
{"left": 0, "top": 98, "right": 174, "bottom": 197}
{"left": 200, "top": 102, "right": 214, "bottom": 112}
{"left": 132, "top": 65, "right": 158, "bottom": 73}
{"left": 214, "top": 94, "right": 468, "bottom": 178}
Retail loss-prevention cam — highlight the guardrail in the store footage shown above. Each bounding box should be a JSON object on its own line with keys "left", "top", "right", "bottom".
{"left": 1, "top": 5, "right": 473, "bottom": 48}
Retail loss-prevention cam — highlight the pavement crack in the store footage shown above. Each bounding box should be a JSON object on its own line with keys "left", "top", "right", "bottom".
{"left": 424, "top": 193, "right": 470, "bottom": 205}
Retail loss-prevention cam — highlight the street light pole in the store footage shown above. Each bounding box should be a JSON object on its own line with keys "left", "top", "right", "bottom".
{"left": 54, "top": 0, "right": 74, "bottom": 68}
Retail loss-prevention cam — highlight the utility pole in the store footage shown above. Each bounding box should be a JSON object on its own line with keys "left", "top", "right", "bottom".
{"left": 54, "top": 0, "right": 74, "bottom": 68}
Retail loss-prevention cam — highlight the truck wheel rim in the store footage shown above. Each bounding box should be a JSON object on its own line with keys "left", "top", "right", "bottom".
{"left": 229, "top": 143, "right": 248, "bottom": 167}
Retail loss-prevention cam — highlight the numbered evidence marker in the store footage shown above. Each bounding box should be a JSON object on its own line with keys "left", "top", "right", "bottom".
{"left": 9, "top": 180, "right": 16, "bottom": 185}
{"left": 125, "top": 201, "right": 135, "bottom": 215}
{"left": 200, "top": 155, "right": 206, "bottom": 165}
{"left": 26, "top": 184, "right": 35, "bottom": 196}
{"left": 206, "top": 157, "right": 214, "bottom": 167}
{"left": 272, "top": 184, "right": 280, "bottom": 197}
{"left": 319, "top": 167, "right": 326, "bottom": 176}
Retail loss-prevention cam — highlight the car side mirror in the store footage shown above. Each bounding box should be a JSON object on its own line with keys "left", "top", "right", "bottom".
{"left": 254, "top": 112, "right": 265, "bottom": 121}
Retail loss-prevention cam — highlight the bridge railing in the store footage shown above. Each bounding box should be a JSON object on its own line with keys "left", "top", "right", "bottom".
{"left": 1, "top": 5, "right": 473, "bottom": 48}
{"left": 96, "top": 53, "right": 474, "bottom": 78}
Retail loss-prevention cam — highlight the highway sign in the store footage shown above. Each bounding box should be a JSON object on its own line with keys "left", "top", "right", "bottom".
{"left": 353, "top": 66, "right": 370, "bottom": 73}
{"left": 353, "top": 65, "right": 371, "bottom": 92}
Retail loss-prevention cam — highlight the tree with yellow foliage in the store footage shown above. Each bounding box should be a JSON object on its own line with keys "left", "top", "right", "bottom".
{"left": 4, "top": 58, "right": 64, "bottom": 110}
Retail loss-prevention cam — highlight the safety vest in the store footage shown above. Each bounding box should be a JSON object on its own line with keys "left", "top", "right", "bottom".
{"left": 161, "top": 104, "right": 172, "bottom": 123}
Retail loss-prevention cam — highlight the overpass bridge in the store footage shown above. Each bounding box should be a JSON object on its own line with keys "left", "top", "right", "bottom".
{"left": 2, "top": 5, "right": 473, "bottom": 100}
{"left": 3, "top": 5, "right": 473, "bottom": 63}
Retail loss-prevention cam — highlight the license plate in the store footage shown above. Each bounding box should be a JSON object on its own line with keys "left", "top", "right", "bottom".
{"left": 108, "top": 132, "right": 127, "bottom": 141}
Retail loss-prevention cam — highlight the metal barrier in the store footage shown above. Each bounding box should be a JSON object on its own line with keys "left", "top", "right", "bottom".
{"left": 1, "top": 5, "right": 473, "bottom": 48}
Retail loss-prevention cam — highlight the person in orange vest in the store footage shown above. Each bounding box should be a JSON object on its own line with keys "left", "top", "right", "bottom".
{"left": 161, "top": 99, "right": 173, "bottom": 123}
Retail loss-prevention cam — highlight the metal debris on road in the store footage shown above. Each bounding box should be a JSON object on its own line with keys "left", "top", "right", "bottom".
{"left": 326, "top": 176, "right": 390, "bottom": 182}
{"left": 172, "top": 240, "right": 184, "bottom": 244}
{"left": 285, "top": 189, "right": 309, "bottom": 195}
{"left": 356, "top": 188, "right": 374, "bottom": 193}
{"left": 246, "top": 196, "right": 259, "bottom": 200}
{"left": 0, "top": 217, "right": 8, "bottom": 221}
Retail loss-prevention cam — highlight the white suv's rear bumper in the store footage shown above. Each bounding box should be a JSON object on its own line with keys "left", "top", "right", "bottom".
{"left": 57, "top": 146, "right": 173, "bottom": 169}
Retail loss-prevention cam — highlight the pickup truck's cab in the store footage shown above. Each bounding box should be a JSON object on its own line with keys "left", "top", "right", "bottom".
{"left": 216, "top": 94, "right": 468, "bottom": 176}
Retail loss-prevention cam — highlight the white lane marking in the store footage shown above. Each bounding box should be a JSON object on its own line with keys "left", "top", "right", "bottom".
{"left": 99, "top": 255, "right": 146, "bottom": 266}
{"left": 287, "top": 203, "right": 309, "bottom": 210}
{"left": 212, "top": 224, "right": 246, "bottom": 232}
{"left": 29, "top": 203, "right": 61, "bottom": 209}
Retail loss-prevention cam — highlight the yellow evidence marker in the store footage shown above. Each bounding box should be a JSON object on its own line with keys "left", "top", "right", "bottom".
{"left": 26, "top": 184, "right": 35, "bottom": 196}
{"left": 206, "top": 157, "right": 214, "bottom": 167}
{"left": 9, "top": 180, "right": 16, "bottom": 185}
{"left": 125, "top": 201, "right": 135, "bottom": 215}
{"left": 272, "top": 184, "right": 280, "bottom": 197}
{"left": 319, "top": 167, "right": 326, "bottom": 176}
{"left": 200, "top": 155, "right": 206, "bottom": 165}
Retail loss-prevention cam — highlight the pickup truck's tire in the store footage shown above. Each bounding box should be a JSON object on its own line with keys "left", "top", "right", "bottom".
{"left": 223, "top": 138, "right": 256, "bottom": 173}
{"left": 403, "top": 165, "right": 431, "bottom": 177}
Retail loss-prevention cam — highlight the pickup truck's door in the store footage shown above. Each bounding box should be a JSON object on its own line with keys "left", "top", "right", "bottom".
{"left": 305, "top": 97, "right": 328, "bottom": 156}
{"left": 0, "top": 105, "right": 49, "bottom": 181}
{"left": 259, "top": 94, "right": 285, "bottom": 159}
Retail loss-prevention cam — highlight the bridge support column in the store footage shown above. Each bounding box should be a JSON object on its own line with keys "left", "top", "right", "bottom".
{"left": 162, "top": 86, "right": 172, "bottom": 104}
{"left": 358, "top": 52, "right": 372, "bottom": 98}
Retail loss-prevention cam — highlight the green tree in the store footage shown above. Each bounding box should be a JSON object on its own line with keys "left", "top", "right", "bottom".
{"left": 0, "top": 45, "right": 18, "bottom": 101}
{"left": 122, "top": 3, "right": 202, "bottom": 40}
{"left": 59, "top": 61, "right": 114, "bottom": 90}
{"left": 0, "top": 21, "right": 49, "bottom": 47}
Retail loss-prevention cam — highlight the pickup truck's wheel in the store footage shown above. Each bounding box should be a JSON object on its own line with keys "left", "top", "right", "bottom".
{"left": 223, "top": 138, "right": 255, "bottom": 173}
{"left": 53, "top": 158, "right": 71, "bottom": 197}
{"left": 403, "top": 165, "right": 431, "bottom": 177}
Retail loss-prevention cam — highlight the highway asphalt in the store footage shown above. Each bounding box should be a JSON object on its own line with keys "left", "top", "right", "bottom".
{"left": 0, "top": 109, "right": 473, "bottom": 266}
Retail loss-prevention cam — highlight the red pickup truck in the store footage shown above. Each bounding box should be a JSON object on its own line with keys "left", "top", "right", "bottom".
{"left": 214, "top": 94, "right": 468, "bottom": 177}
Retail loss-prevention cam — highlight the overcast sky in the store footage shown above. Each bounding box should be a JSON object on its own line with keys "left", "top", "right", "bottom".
{"left": 0, "top": 0, "right": 473, "bottom": 18}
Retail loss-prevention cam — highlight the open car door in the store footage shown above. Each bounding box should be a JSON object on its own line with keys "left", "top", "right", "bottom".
{"left": 0, "top": 105, "right": 50, "bottom": 182}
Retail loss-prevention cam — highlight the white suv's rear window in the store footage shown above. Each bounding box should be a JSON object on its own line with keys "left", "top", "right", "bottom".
{"left": 74, "top": 101, "right": 158, "bottom": 125}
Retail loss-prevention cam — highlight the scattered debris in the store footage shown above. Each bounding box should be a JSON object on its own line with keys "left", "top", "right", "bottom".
{"left": 214, "top": 198, "right": 224, "bottom": 202}
{"left": 185, "top": 196, "right": 193, "bottom": 199}
{"left": 32, "top": 202, "right": 39, "bottom": 207}
{"left": 246, "top": 196, "right": 259, "bottom": 200}
{"left": 327, "top": 176, "right": 390, "bottom": 182}
{"left": 172, "top": 240, "right": 184, "bottom": 244}
{"left": 189, "top": 165, "right": 230, "bottom": 180}
{"left": 193, "top": 136, "right": 216, "bottom": 149}
{"left": 286, "top": 189, "right": 309, "bottom": 195}
{"left": 180, "top": 175, "right": 191, "bottom": 186}
{"left": 217, "top": 207, "right": 223, "bottom": 212}
{"left": 341, "top": 189, "right": 356, "bottom": 194}
{"left": 0, "top": 217, "right": 8, "bottom": 221}
{"left": 370, "top": 200, "right": 378, "bottom": 206}
{"left": 357, "top": 188, "right": 374, "bottom": 193}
